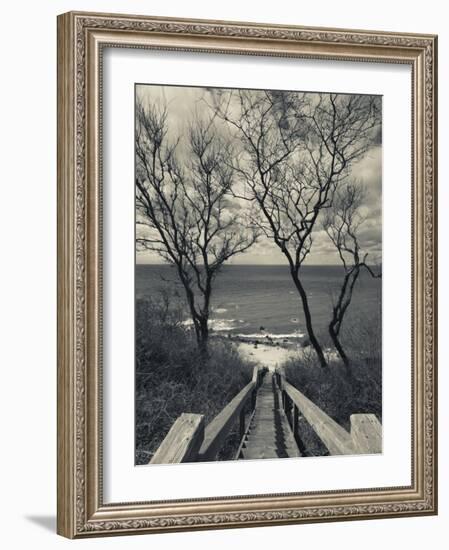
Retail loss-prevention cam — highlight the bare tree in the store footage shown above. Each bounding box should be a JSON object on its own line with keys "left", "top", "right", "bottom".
{"left": 135, "top": 99, "right": 258, "bottom": 354}
{"left": 323, "top": 181, "right": 381, "bottom": 373}
{"left": 210, "top": 90, "right": 381, "bottom": 367}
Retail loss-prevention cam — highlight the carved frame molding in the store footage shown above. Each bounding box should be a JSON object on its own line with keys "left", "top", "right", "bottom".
{"left": 57, "top": 11, "right": 437, "bottom": 538}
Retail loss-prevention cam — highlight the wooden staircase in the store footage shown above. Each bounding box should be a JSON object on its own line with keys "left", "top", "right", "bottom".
{"left": 150, "top": 366, "right": 382, "bottom": 464}
{"left": 237, "top": 372, "right": 300, "bottom": 459}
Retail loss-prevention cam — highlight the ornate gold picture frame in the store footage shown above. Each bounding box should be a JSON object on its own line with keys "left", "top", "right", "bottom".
{"left": 57, "top": 11, "right": 437, "bottom": 538}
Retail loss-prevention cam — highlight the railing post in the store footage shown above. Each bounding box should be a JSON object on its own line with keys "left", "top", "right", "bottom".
{"left": 283, "top": 391, "right": 287, "bottom": 413}
{"left": 287, "top": 395, "right": 293, "bottom": 427}
{"left": 292, "top": 404, "right": 299, "bottom": 436}
{"left": 276, "top": 368, "right": 287, "bottom": 413}
{"left": 239, "top": 407, "right": 246, "bottom": 442}
{"left": 350, "top": 414, "right": 382, "bottom": 454}
{"left": 150, "top": 413, "right": 205, "bottom": 464}
{"left": 252, "top": 366, "right": 260, "bottom": 388}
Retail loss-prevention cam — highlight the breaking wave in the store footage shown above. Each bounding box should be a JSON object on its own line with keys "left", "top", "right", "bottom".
{"left": 181, "top": 318, "right": 240, "bottom": 332}
{"left": 181, "top": 318, "right": 304, "bottom": 338}
{"left": 232, "top": 332, "right": 305, "bottom": 340}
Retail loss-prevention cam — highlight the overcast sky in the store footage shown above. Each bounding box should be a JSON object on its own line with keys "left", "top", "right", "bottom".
{"left": 136, "top": 84, "right": 382, "bottom": 266}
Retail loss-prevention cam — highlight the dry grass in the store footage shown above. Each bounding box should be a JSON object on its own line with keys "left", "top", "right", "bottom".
{"left": 135, "top": 297, "right": 254, "bottom": 464}
{"left": 283, "top": 312, "right": 382, "bottom": 456}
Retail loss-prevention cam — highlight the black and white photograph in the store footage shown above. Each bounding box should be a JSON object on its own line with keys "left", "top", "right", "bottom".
{"left": 1, "top": 1, "right": 441, "bottom": 544}
{"left": 135, "top": 83, "right": 383, "bottom": 465}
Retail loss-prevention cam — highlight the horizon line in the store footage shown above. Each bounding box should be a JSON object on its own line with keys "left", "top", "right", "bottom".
{"left": 135, "top": 262, "right": 381, "bottom": 267}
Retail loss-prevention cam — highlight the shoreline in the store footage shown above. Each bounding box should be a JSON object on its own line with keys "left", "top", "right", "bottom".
{"left": 212, "top": 332, "right": 340, "bottom": 369}
{"left": 213, "top": 332, "right": 306, "bottom": 371}
{"left": 236, "top": 341, "right": 297, "bottom": 370}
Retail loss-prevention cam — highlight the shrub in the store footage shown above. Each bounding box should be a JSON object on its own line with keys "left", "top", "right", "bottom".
{"left": 135, "top": 297, "right": 253, "bottom": 464}
{"left": 283, "top": 311, "right": 381, "bottom": 457}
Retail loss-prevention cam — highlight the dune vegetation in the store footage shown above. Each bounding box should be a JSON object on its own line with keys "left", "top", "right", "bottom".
{"left": 135, "top": 296, "right": 254, "bottom": 464}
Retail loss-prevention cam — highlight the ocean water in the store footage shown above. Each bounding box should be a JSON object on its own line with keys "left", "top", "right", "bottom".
{"left": 136, "top": 264, "right": 381, "bottom": 341}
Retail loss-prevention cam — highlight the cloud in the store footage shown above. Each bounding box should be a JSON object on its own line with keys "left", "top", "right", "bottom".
{"left": 136, "top": 85, "right": 382, "bottom": 266}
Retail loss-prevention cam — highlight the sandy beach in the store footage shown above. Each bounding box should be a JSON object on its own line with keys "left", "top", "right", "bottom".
{"left": 235, "top": 338, "right": 341, "bottom": 370}
{"left": 237, "top": 341, "right": 298, "bottom": 370}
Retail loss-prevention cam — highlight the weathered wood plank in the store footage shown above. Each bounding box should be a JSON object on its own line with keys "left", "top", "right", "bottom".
{"left": 252, "top": 366, "right": 260, "bottom": 384}
{"left": 239, "top": 372, "right": 301, "bottom": 460}
{"left": 350, "top": 414, "right": 382, "bottom": 454}
{"left": 282, "top": 379, "right": 355, "bottom": 455}
{"left": 198, "top": 381, "right": 256, "bottom": 460}
{"left": 150, "top": 413, "right": 204, "bottom": 464}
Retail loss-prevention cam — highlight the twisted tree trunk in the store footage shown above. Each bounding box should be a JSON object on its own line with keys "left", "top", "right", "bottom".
{"left": 292, "top": 271, "right": 327, "bottom": 368}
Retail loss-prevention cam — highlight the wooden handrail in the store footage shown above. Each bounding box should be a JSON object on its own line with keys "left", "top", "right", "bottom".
{"left": 252, "top": 365, "right": 262, "bottom": 384}
{"left": 278, "top": 371, "right": 382, "bottom": 456}
{"left": 149, "top": 366, "right": 380, "bottom": 463}
{"left": 350, "top": 413, "right": 382, "bottom": 453}
{"left": 150, "top": 413, "right": 204, "bottom": 464}
{"left": 281, "top": 378, "right": 355, "bottom": 455}
{"left": 150, "top": 367, "right": 264, "bottom": 464}
{"left": 198, "top": 366, "right": 262, "bottom": 461}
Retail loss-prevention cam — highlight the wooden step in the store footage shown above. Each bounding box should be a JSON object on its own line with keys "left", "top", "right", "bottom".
{"left": 237, "top": 371, "right": 301, "bottom": 460}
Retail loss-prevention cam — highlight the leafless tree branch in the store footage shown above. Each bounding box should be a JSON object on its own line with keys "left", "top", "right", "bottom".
{"left": 322, "top": 180, "right": 381, "bottom": 372}
{"left": 208, "top": 89, "right": 381, "bottom": 367}
{"left": 136, "top": 98, "right": 259, "bottom": 352}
